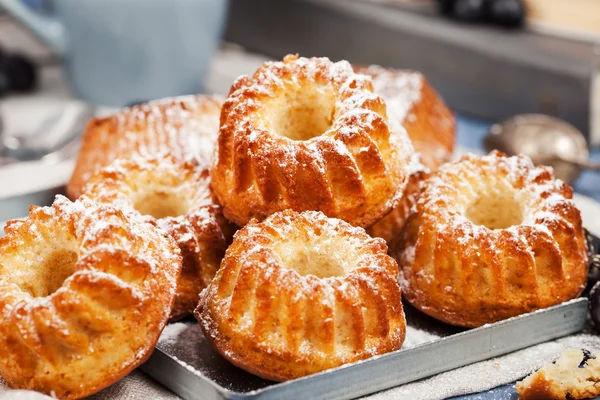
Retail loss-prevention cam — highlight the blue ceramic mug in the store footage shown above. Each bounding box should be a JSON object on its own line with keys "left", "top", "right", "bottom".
{"left": 0, "top": 0, "right": 228, "bottom": 106}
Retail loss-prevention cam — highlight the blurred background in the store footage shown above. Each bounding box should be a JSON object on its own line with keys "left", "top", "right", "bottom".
{"left": 0, "top": 0, "right": 599, "bottom": 209}
{"left": 0, "top": 0, "right": 599, "bottom": 222}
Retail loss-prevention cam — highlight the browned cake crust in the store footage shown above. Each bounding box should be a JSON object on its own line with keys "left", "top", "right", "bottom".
{"left": 82, "top": 155, "right": 236, "bottom": 321}
{"left": 395, "top": 151, "right": 588, "bottom": 327}
{"left": 367, "top": 167, "right": 428, "bottom": 246}
{"left": 0, "top": 195, "right": 182, "bottom": 399}
{"left": 356, "top": 66, "right": 456, "bottom": 245}
{"left": 67, "top": 95, "right": 223, "bottom": 199}
{"left": 354, "top": 65, "right": 456, "bottom": 171}
{"left": 517, "top": 348, "right": 600, "bottom": 399}
{"left": 196, "top": 210, "right": 406, "bottom": 381}
{"left": 211, "top": 55, "right": 414, "bottom": 228}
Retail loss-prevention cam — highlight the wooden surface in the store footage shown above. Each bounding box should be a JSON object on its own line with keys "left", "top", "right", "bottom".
{"left": 525, "top": 0, "right": 600, "bottom": 42}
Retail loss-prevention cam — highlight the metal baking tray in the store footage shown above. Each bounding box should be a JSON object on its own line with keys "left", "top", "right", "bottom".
{"left": 141, "top": 298, "right": 588, "bottom": 400}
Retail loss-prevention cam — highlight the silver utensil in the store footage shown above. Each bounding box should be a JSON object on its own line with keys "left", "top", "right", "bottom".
{"left": 0, "top": 101, "right": 92, "bottom": 165}
{"left": 484, "top": 114, "right": 600, "bottom": 184}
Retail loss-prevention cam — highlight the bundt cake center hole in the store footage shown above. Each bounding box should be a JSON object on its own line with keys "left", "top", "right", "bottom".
{"left": 133, "top": 191, "right": 188, "bottom": 219}
{"left": 275, "top": 238, "right": 351, "bottom": 278}
{"left": 270, "top": 86, "right": 336, "bottom": 141}
{"left": 466, "top": 191, "right": 523, "bottom": 230}
{"left": 290, "top": 251, "right": 346, "bottom": 278}
{"left": 15, "top": 249, "right": 79, "bottom": 298}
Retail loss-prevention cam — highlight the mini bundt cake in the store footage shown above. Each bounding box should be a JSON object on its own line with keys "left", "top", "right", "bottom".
{"left": 211, "top": 55, "right": 414, "bottom": 228}
{"left": 0, "top": 195, "right": 181, "bottom": 398}
{"left": 67, "top": 95, "right": 223, "bottom": 199}
{"left": 196, "top": 210, "right": 406, "bottom": 381}
{"left": 354, "top": 65, "right": 455, "bottom": 171}
{"left": 356, "top": 65, "right": 455, "bottom": 245}
{"left": 395, "top": 151, "right": 588, "bottom": 328}
{"left": 82, "top": 155, "right": 236, "bottom": 321}
{"left": 517, "top": 348, "right": 600, "bottom": 399}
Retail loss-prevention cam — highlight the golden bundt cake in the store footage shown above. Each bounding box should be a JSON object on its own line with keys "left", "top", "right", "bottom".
{"left": 196, "top": 210, "right": 406, "bottom": 381}
{"left": 395, "top": 151, "right": 588, "bottom": 328}
{"left": 211, "top": 55, "right": 414, "bottom": 228}
{"left": 0, "top": 195, "right": 181, "bottom": 398}
{"left": 354, "top": 65, "right": 456, "bottom": 171}
{"left": 356, "top": 65, "right": 456, "bottom": 245}
{"left": 82, "top": 155, "right": 236, "bottom": 321}
{"left": 67, "top": 95, "right": 223, "bottom": 199}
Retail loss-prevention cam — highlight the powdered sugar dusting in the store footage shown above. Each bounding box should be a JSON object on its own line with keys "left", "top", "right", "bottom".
{"left": 212, "top": 55, "right": 414, "bottom": 227}
{"left": 81, "top": 155, "right": 233, "bottom": 320}
{"left": 69, "top": 95, "right": 223, "bottom": 198}
{"left": 361, "top": 66, "right": 423, "bottom": 133}
{"left": 421, "top": 151, "right": 580, "bottom": 238}
{"left": 0, "top": 194, "right": 181, "bottom": 397}
{"left": 398, "top": 151, "right": 587, "bottom": 320}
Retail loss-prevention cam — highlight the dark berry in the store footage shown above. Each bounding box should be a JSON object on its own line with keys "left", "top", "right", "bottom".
{"left": 588, "top": 256, "right": 600, "bottom": 288}
{"left": 586, "top": 229, "right": 598, "bottom": 260}
{"left": 489, "top": 0, "right": 526, "bottom": 27}
{"left": 0, "top": 54, "right": 38, "bottom": 93}
{"left": 453, "top": 0, "right": 487, "bottom": 22}
{"left": 583, "top": 229, "right": 600, "bottom": 295}
{"left": 0, "top": 72, "right": 8, "bottom": 97}
{"left": 588, "top": 281, "right": 600, "bottom": 329}
{"left": 437, "top": 0, "right": 457, "bottom": 15}
{"left": 8, "top": 54, "right": 37, "bottom": 92}
{"left": 579, "top": 349, "right": 596, "bottom": 368}
{"left": 0, "top": 47, "right": 7, "bottom": 96}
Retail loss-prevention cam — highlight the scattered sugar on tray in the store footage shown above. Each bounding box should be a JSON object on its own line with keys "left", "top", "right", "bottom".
{"left": 403, "top": 326, "right": 440, "bottom": 349}
{"left": 158, "top": 322, "right": 271, "bottom": 392}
